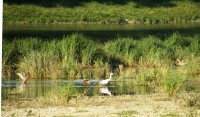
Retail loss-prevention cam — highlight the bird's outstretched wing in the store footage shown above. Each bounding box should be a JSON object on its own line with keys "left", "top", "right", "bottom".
{"left": 16, "top": 73, "right": 24, "bottom": 80}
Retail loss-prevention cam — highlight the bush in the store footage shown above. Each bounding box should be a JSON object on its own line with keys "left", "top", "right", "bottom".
{"left": 43, "top": 83, "right": 79, "bottom": 105}
{"left": 161, "top": 72, "right": 186, "bottom": 96}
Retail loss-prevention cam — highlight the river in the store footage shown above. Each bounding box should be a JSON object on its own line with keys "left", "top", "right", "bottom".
{"left": 2, "top": 23, "right": 200, "bottom": 100}
{"left": 3, "top": 23, "right": 200, "bottom": 42}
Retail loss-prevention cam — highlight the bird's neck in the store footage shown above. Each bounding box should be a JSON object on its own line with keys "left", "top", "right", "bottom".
{"left": 109, "top": 75, "right": 113, "bottom": 80}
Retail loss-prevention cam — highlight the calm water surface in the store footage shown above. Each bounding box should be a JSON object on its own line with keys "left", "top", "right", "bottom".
{"left": 1, "top": 79, "right": 156, "bottom": 100}
{"left": 3, "top": 23, "right": 200, "bottom": 42}
{"left": 2, "top": 78, "right": 199, "bottom": 100}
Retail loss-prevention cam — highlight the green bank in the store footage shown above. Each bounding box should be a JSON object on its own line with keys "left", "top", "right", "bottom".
{"left": 2, "top": 33, "right": 200, "bottom": 96}
{"left": 3, "top": 0, "right": 200, "bottom": 24}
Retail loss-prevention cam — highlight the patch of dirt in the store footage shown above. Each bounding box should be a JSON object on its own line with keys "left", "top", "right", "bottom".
{"left": 2, "top": 94, "right": 200, "bottom": 117}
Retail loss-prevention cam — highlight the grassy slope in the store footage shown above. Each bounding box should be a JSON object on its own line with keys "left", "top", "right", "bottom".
{"left": 3, "top": 1, "right": 200, "bottom": 24}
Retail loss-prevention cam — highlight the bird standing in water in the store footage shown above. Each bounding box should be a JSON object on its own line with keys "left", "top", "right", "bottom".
{"left": 99, "top": 73, "right": 114, "bottom": 85}
{"left": 16, "top": 72, "right": 30, "bottom": 84}
{"left": 83, "top": 79, "right": 90, "bottom": 86}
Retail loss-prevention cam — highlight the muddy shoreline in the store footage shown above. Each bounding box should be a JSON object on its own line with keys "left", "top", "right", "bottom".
{"left": 2, "top": 94, "right": 200, "bottom": 117}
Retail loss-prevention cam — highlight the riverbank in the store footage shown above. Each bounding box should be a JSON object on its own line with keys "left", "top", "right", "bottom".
{"left": 3, "top": 1, "right": 200, "bottom": 24}
{"left": 2, "top": 33, "right": 200, "bottom": 96}
{"left": 2, "top": 94, "right": 200, "bottom": 117}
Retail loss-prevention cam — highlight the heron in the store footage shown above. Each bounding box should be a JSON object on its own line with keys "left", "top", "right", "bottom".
{"left": 99, "top": 73, "right": 114, "bottom": 85}
{"left": 16, "top": 72, "right": 30, "bottom": 84}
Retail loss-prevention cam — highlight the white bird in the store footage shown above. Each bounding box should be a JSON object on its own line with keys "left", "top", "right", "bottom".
{"left": 16, "top": 72, "right": 30, "bottom": 84}
{"left": 99, "top": 73, "right": 114, "bottom": 85}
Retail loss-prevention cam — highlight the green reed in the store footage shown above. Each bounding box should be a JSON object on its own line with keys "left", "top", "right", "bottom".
{"left": 40, "top": 82, "right": 79, "bottom": 106}
{"left": 105, "top": 37, "right": 143, "bottom": 66}
{"left": 161, "top": 71, "right": 186, "bottom": 97}
{"left": 2, "top": 33, "right": 200, "bottom": 90}
{"left": 2, "top": 33, "right": 104, "bottom": 79}
{"left": 2, "top": 33, "right": 200, "bottom": 96}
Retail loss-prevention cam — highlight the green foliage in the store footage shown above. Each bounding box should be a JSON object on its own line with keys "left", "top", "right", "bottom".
{"left": 161, "top": 72, "right": 186, "bottom": 96}
{"left": 134, "top": 67, "right": 160, "bottom": 86}
{"left": 164, "top": 33, "right": 200, "bottom": 60}
{"left": 119, "top": 110, "right": 138, "bottom": 117}
{"left": 2, "top": 33, "right": 104, "bottom": 79}
{"left": 2, "top": 33, "right": 200, "bottom": 89}
{"left": 60, "top": 33, "right": 101, "bottom": 78}
{"left": 104, "top": 37, "right": 137, "bottom": 66}
{"left": 61, "top": 33, "right": 99, "bottom": 65}
{"left": 160, "top": 113, "right": 179, "bottom": 117}
{"left": 3, "top": 1, "right": 200, "bottom": 24}
{"left": 44, "top": 83, "right": 79, "bottom": 105}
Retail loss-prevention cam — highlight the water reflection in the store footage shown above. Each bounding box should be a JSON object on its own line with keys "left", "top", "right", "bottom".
{"left": 100, "top": 87, "right": 112, "bottom": 96}
{"left": 2, "top": 79, "right": 157, "bottom": 100}
{"left": 2, "top": 78, "right": 199, "bottom": 100}
{"left": 16, "top": 83, "right": 27, "bottom": 94}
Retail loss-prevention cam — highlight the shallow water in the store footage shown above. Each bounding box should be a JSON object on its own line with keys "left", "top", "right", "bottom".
{"left": 2, "top": 78, "right": 200, "bottom": 100}
{"left": 1, "top": 79, "right": 155, "bottom": 100}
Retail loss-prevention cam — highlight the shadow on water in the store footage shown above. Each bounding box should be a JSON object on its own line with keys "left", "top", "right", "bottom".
{"left": 3, "top": 23, "right": 200, "bottom": 42}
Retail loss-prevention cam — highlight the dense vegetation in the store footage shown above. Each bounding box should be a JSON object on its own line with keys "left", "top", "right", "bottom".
{"left": 2, "top": 33, "right": 200, "bottom": 96}
{"left": 3, "top": 0, "right": 200, "bottom": 109}
{"left": 3, "top": 0, "right": 200, "bottom": 24}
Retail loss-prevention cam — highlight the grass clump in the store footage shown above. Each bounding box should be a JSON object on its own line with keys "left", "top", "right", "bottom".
{"left": 161, "top": 72, "right": 186, "bottom": 97}
{"left": 160, "top": 113, "right": 179, "bottom": 117}
{"left": 59, "top": 33, "right": 102, "bottom": 78}
{"left": 104, "top": 37, "right": 137, "bottom": 66}
{"left": 119, "top": 110, "right": 138, "bottom": 117}
{"left": 41, "top": 83, "right": 79, "bottom": 106}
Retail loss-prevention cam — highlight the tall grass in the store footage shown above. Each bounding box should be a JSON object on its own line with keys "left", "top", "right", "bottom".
{"left": 161, "top": 71, "right": 186, "bottom": 97}
{"left": 38, "top": 83, "right": 79, "bottom": 106}
{"left": 104, "top": 37, "right": 137, "bottom": 66}
{"left": 59, "top": 34, "right": 101, "bottom": 78}
{"left": 2, "top": 33, "right": 104, "bottom": 79}
{"left": 2, "top": 33, "right": 200, "bottom": 87}
{"left": 2, "top": 33, "right": 200, "bottom": 96}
